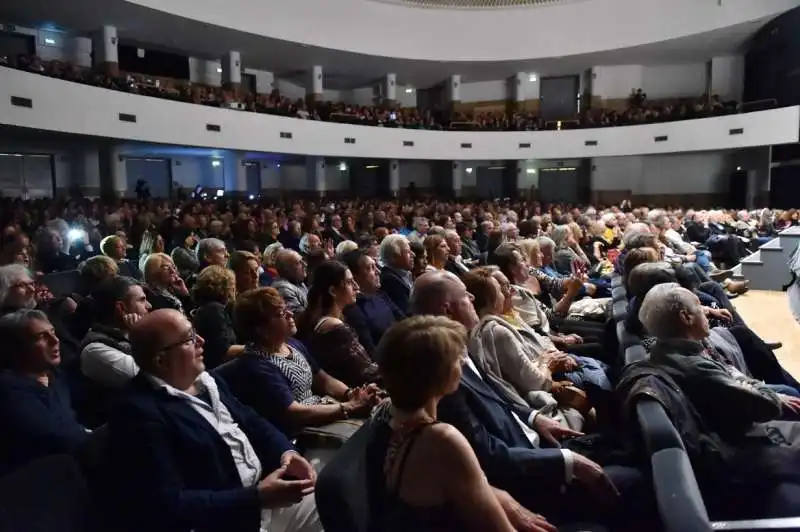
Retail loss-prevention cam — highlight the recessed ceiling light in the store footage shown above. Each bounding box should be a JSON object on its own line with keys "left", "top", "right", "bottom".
{"left": 216, "top": 68, "right": 223, "bottom": 73}
{"left": 405, "top": 88, "right": 413, "bottom": 94}
{"left": 528, "top": 74, "right": 537, "bottom": 82}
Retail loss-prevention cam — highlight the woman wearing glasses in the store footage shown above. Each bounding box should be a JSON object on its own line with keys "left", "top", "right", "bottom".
{"left": 219, "top": 286, "right": 378, "bottom": 438}
{"left": 142, "top": 253, "right": 191, "bottom": 314}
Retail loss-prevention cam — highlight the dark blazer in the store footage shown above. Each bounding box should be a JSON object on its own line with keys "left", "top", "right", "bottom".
{"left": 437, "top": 362, "right": 566, "bottom": 493}
{"left": 343, "top": 291, "right": 405, "bottom": 358}
{"left": 105, "top": 373, "right": 294, "bottom": 532}
{"left": 379, "top": 267, "right": 412, "bottom": 315}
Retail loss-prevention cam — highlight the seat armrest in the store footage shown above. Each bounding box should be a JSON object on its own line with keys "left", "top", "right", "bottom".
{"left": 651, "top": 448, "right": 711, "bottom": 532}
{"left": 636, "top": 398, "right": 684, "bottom": 454}
{"left": 624, "top": 345, "right": 647, "bottom": 365}
{"left": 711, "top": 517, "right": 800, "bottom": 530}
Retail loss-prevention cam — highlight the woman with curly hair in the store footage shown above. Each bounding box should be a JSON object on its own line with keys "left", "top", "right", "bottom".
{"left": 190, "top": 265, "right": 241, "bottom": 369}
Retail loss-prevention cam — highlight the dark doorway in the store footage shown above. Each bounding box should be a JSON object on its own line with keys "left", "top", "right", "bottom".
{"left": 727, "top": 170, "right": 748, "bottom": 209}
{"left": 539, "top": 76, "right": 579, "bottom": 121}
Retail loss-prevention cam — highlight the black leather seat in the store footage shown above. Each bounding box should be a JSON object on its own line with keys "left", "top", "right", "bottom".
{"left": 617, "top": 320, "right": 640, "bottom": 350}
{"left": 39, "top": 269, "right": 81, "bottom": 298}
{"left": 612, "top": 285, "right": 627, "bottom": 302}
{"left": 612, "top": 299, "right": 628, "bottom": 322}
{"left": 625, "top": 345, "right": 648, "bottom": 365}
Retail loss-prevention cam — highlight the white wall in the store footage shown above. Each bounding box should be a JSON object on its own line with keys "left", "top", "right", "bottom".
{"left": 591, "top": 152, "right": 733, "bottom": 195}
{"left": 123, "top": 0, "right": 799, "bottom": 62}
{"left": 4, "top": 68, "right": 798, "bottom": 161}
{"left": 642, "top": 63, "right": 708, "bottom": 100}
{"left": 591, "top": 65, "right": 643, "bottom": 100}
{"left": 245, "top": 68, "right": 275, "bottom": 94}
{"left": 399, "top": 161, "right": 432, "bottom": 188}
{"left": 460, "top": 80, "right": 507, "bottom": 103}
{"left": 279, "top": 164, "right": 308, "bottom": 190}
{"left": 170, "top": 156, "right": 225, "bottom": 189}
{"left": 711, "top": 55, "right": 745, "bottom": 102}
{"left": 276, "top": 79, "right": 306, "bottom": 100}
{"left": 188, "top": 58, "right": 222, "bottom": 87}
{"left": 397, "top": 87, "right": 418, "bottom": 108}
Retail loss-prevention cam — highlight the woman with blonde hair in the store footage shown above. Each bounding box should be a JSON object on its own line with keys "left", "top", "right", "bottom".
{"left": 142, "top": 252, "right": 190, "bottom": 313}
{"left": 191, "top": 265, "right": 241, "bottom": 369}
{"left": 369, "top": 315, "right": 545, "bottom": 532}
{"left": 138, "top": 230, "right": 165, "bottom": 273}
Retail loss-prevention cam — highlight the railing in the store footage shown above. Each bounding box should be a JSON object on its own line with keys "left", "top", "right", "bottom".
{"left": 371, "top": 0, "right": 579, "bottom": 8}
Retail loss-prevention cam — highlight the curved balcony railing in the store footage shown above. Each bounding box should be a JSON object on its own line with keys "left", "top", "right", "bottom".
{"left": 369, "top": 0, "right": 576, "bottom": 9}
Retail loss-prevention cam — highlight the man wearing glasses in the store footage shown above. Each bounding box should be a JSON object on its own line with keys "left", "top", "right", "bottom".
{"left": 105, "top": 309, "right": 321, "bottom": 532}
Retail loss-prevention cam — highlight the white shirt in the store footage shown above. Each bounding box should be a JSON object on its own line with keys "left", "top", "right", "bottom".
{"left": 146, "top": 371, "right": 263, "bottom": 487}
{"left": 81, "top": 342, "right": 140, "bottom": 389}
{"left": 462, "top": 354, "right": 574, "bottom": 482}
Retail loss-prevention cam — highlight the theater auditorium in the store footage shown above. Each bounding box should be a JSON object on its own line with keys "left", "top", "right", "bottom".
{"left": 3, "top": 0, "right": 800, "bottom": 530}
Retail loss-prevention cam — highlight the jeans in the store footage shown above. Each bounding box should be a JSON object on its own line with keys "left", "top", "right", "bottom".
{"left": 695, "top": 250, "right": 712, "bottom": 271}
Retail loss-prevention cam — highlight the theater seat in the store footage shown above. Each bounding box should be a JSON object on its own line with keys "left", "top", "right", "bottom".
{"left": 612, "top": 300, "right": 628, "bottom": 322}
{"left": 611, "top": 285, "right": 627, "bottom": 302}
{"left": 316, "top": 421, "right": 377, "bottom": 532}
{"left": 611, "top": 276, "right": 623, "bottom": 289}
{"left": 651, "top": 448, "right": 710, "bottom": 532}
{"left": 39, "top": 269, "right": 81, "bottom": 298}
{"left": 0, "top": 454, "right": 92, "bottom": 532}
{"left": 616, "top": 321, "right": 640, "bottom": 350}
{"left": 625, "top": 345, "right": 648, "bottom": 365}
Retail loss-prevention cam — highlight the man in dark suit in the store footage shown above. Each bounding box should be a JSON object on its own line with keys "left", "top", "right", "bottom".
{"left": 411, "top": 271, "right": 651, "bottom": 529}
{"left": 377, "top": 234, "right": 415, "bottom": 315}
{"left": 105, "top": 309, "right": 321, "bottom": 532}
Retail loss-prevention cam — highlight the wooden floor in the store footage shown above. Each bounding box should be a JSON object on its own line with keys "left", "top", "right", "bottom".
{"left": 734, "top": 290, "right": 800, "bottom": 378}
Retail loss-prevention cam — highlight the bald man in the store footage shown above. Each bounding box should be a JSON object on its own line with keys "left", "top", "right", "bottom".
{"left": 272, "top": 250, "right": 309, "bottom": 316}
{"left": 105, "top": 309, "right": 321, "bottom": 532}
{"left": 410, "top": 271, "right": 652, "bottom": 530}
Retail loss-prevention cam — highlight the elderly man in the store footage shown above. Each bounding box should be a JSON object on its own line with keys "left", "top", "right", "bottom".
{"left": 196, "top": 237, "right": 230, "bottom": 270}
{"left": 272, "top": 249, "right": 308, "bottom": 316}
{"left": 100, "top": 234, "right": 141, "bottom": 279}
{"left": 105, "top": 309, "right": 320, "bottom": 532}
{"left": 378, "top": 234, "right": 414, "bottom": 314}
{"left": 410, "top": 270, "right": 652, "bottom": 530}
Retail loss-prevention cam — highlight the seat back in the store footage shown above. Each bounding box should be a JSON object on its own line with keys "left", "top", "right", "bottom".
{"left": 0, "top": 454, "right": 92, "bottom": 532}
{"left": 39, "top": 269, "right": 81, "bottom": 298}
{"left": 315, "top": 421, "right": 377, "bottom": 532}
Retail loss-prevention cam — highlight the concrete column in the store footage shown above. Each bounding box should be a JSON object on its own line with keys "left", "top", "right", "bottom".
{"left": 223, "top": 151, "right": 248, "bottom": 195}
{"left": 512, "top": 72, "right": 526, "bottom": 102}
{"left": 385, "top": 73, "right": 397, "bottom": 105}
{"left": 69, "top": 37, "right": 93, "bottom": 69}
{"left": 67, "top": 147, "right": 101, "bottom": 196}
{"left": 307, "top": 157, "right": 326, "bottom": 198}
{"left": 452, "top": 161, "right": 464, "bottom": 198}
{"left": 93, "top": 25, "right": 119, "bottom": 77}
{"left": 309, "top": 65, "right": 323, "bottom": 104}
{"left": 448, "top": 74, "right": 461, "bottom": 102}
{"left": 221, "top": 51, "right": 242, "bottom": 94}
{"left": 389, "top": 159, "right": 400, "bottom": 197}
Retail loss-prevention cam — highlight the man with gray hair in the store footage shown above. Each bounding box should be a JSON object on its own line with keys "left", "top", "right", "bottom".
{"left": 272, "top": 249, "right": 309, "bottom": 316}
{"left": 195, "top": 238, "right": 230, "bottom": 269}
{"left": 639, "top": 283, "right": 800, "bottom": 444}
{"left": 0, "top": 264, "right": 37, "bottom": 313}
{"left": 379, "top": 234, "right": 414, "bottom": 314}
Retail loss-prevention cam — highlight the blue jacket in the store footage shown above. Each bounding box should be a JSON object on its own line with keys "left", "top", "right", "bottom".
{"left": 437, "top": 363, "right": 566, "bottom": 494}
{"left": 104, "top": 373, "right": 294, "bottom": 532}
{"left": 343, "top": 291, "right": 406, "bottom": 358}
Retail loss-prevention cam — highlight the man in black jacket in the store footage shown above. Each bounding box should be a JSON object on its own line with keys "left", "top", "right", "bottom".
{"left": 378, "top": 234, "right": 415, "bottom": 315}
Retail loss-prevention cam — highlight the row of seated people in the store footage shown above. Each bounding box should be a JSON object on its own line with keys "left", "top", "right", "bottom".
{"left": 607, "top": 231, "right": 800, "bottom": 525}
{"left": 4, "top": 52, "right": 749, "bottom": 133}
{"left": 1, "top": 196, "right": 797, "bottom": 530}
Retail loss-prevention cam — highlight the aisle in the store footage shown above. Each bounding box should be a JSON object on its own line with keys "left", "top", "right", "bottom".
{"left": 734, "top": 290, "right": 800, "bottom": 378}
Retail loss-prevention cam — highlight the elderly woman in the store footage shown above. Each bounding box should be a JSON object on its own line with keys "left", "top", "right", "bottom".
{"left": 550, "top": 225, "right": 587, "bottom": 276}
{"left": 142, "top": 252, "right": 190, "bottom": 314}
{"left": 492, "top": 243, "right": 607, "bottom": 356}
{"left": 190, "top": 265, "right": 241, "bottom": 370}
{"left": 222, "top": 287, "right": 378, "bottom": 436}
{"left": 367, "top": 316, "right": 530, "bottom": 532}
{"left": 463, "top": 267, "right": 586, "bottom": 430}
{"left": 195, "top": 237, "right": 230, "bottom": 270}
{"left": 261, "top": 242, "right": 283, "bottom": 286}
{"left": 229, "top": 250, "right": 260, "bottom": 294}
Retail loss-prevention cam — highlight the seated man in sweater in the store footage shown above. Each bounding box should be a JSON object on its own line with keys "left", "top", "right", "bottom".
{"left": 100, "top": 234, "right": 142, "bottom": 280}
{"left": 341, "top": 249, "right": 405, "bottom": 358}
{"left": 105, "top": 309, "right": 321, "bottom": 532}
{"left": 0, "top": 309, "right": 89, "bottom": 475}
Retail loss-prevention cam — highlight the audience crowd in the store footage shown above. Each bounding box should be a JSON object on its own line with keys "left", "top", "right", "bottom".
{"left": 1, "top": 189, "right": 799, "bottom": 531}
{"left": 4, "top": 53, "right": 751, "bottom": 132}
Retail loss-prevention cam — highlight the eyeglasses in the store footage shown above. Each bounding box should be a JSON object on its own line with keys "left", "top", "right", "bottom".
{"left": 157, "top": 328, "right": 198, "bottom": 352}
